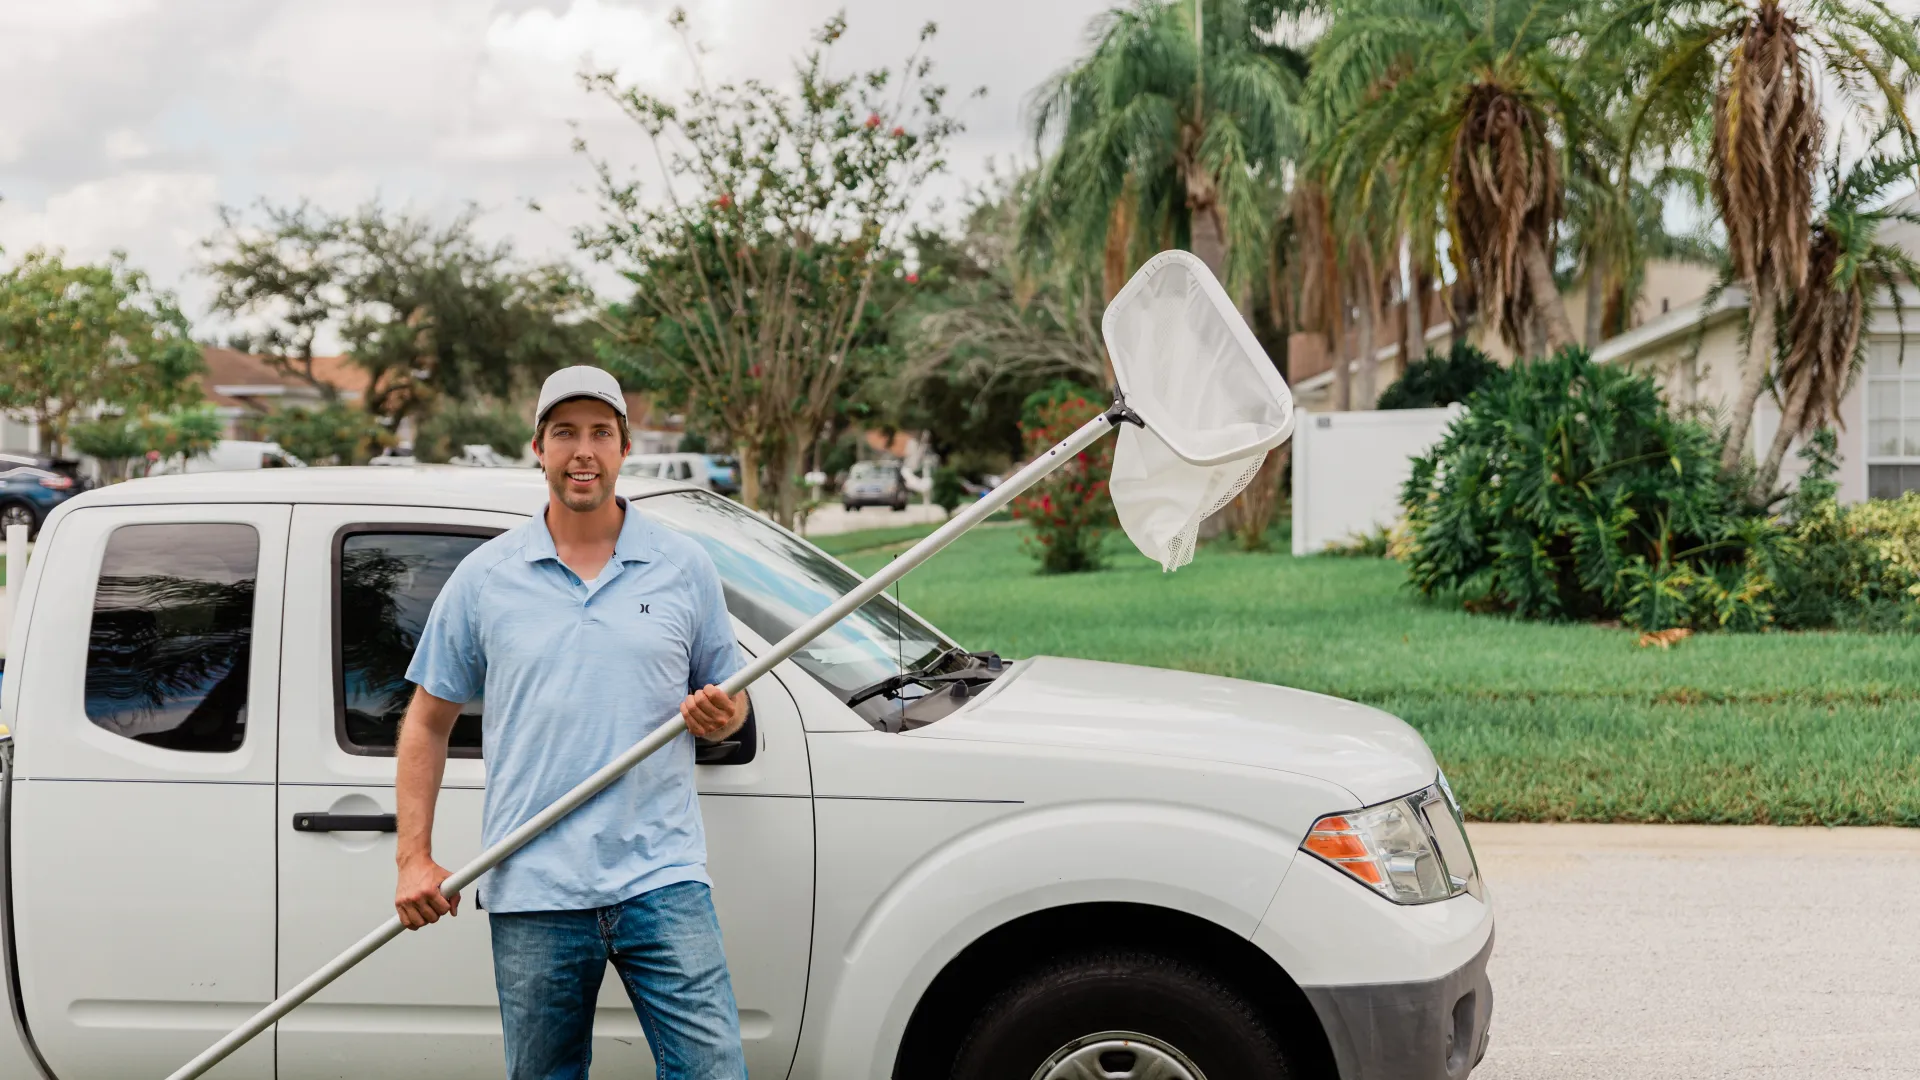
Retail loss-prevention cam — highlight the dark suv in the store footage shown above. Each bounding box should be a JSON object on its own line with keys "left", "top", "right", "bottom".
{"left": 0, "top": 453, "right": 89, "bottom": 538}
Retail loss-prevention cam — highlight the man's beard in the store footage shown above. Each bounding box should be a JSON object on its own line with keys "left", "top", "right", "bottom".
{"left": 549, "top": 469, "right": 614, "bottom": 513}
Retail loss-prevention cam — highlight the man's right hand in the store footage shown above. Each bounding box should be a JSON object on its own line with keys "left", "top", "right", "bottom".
{"left": 395, "top": 855, "right": 460, "bottom": 930}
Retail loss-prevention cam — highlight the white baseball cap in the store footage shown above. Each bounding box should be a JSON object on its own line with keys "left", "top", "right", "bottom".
{"left": 536, "top": 366, "right": 628, "bottom": 424}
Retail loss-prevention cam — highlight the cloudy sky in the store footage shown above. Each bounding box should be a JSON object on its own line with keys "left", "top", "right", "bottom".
{"left": 0, "top": 0, "right": 1113, "bottom": 335}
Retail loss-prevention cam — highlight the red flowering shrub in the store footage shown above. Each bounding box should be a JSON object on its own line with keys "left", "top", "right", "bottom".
{"left": 1011, "top": 386, "right": 1115, "bottom": 573}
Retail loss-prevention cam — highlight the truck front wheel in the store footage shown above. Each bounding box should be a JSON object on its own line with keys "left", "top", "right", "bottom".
{"left": 950, "top": 948, "right": 1293, "bottom": 1080}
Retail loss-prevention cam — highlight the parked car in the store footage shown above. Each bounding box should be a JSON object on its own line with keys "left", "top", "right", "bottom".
{"left": 0, "top": 454, "right": 87, "bottom": 539}
{"left": 0, "top": 468, "right": 1492, "bottom": 1080}
{"left": 704, "top": 453, "right": 741, "bottom": 496}
{"left": 621, "top": 451, "right": 714, "bottom": 490}
{"left": 842, "top": 459, "right": 909, "bottom": 511}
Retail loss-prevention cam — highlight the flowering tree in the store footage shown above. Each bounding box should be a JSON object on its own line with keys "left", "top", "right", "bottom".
{"left": 0, "top": 250, "right": 202, "bottom": 455}
{"left": 1011, "top": 386, "right": 1115, "bottom": 573}
{"left": 578, "top": 11, "right": 964, "bottom": 525}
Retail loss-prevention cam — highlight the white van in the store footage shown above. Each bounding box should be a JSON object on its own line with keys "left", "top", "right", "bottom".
{"left": 0, "top": 468, "right": 1492, "bottom": 1080}
{"left": 156, "top": 440, "right": 305, "bottom": 474}
{"left": 620, "top": 452, "right": 713, "bottom": 490}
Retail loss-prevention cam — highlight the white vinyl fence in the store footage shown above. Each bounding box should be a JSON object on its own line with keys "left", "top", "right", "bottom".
{"left": 1, "top": 524, "right": 27, "bottom": 659}
{"left": 1290, "top": 406, "right": 1461, "bottom": 555}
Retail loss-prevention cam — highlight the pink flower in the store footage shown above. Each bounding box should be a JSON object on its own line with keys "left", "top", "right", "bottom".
{"left": 905, "top": 272, "right": 919, "bottom": 284}
{"left": 865, "top": 113, "right": 882, "bottom": 129}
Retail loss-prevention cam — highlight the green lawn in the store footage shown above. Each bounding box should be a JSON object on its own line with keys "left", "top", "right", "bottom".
{"left": 839, "top": 524, "right": 1920, "bottom": 826}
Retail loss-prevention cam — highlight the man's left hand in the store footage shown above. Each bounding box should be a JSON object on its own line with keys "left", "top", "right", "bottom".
{"left": 681, "top": 684, "right": 746, "bottom": 739}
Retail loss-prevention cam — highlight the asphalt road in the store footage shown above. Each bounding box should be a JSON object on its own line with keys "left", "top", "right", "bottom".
{"left": 1468, "top": 823, "right": 1920, "bottom": 1079}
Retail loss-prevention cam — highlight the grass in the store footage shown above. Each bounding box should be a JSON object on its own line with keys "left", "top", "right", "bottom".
{"left": 806, "top": 510, "right": 1011, "bottom": 557}
{"left": 841, "top": 524, "right": 1920, "bottom": 826}
{"left": 809, "top": 520, "right": 948, "bottom": 557}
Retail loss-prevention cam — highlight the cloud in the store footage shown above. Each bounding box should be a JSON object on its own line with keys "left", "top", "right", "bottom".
{"left": 0, "top": 0, "right": 1111, "bottom": 332}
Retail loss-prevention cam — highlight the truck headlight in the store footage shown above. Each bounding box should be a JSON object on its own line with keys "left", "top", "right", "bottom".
{"left": 1301, "top": 774, "right": 1480, "bottom": 904}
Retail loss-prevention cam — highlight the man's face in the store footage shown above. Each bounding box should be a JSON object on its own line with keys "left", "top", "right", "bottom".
{"left": 535, "top": 398, "right": 626, "bottom": 514}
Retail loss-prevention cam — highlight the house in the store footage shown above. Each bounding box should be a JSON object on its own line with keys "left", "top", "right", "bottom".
{"left": 0, "top": 348, "right": 374, "bottom": 466}
{"left": 1286, "top": 252, "right": 1919, "bottom": 503}
{"left": 197, "top": 348, "right": 370, "bottom": 440}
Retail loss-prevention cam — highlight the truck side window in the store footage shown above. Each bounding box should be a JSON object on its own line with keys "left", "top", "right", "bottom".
{"left": 336, "top": 528, "right": 495, "bottom": 756}
{"left": 84, "top": 522, "right": 259, "bottom": 752}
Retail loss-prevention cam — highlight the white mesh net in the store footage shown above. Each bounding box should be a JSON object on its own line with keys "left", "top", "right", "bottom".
{"left": 1105, "top": 251, "right": 1295, "bottom": 571}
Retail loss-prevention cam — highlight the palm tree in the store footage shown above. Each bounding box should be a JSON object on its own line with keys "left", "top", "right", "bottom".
{"left": 1022, "top": 0, "right": 1300, "bottom": 296}
{"left": 1308, "top": 0, "right": 1583, "bottom": 356}
{"left": 1561, "top": 162, "right": 1721, "bottom": 344}
{"left": 1757, "top": 150, "right": 1920, "bottom": 491}
{"left": 1606, "top": 0, "right": 1920, "bottom": 473}
{"left": 1557, "top": 37, "right": 1721, "bottom": 347}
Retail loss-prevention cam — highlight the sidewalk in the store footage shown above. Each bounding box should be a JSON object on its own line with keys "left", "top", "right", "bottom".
{"left": 1468, "top": 822, "right": 1920, "bottom": 1079}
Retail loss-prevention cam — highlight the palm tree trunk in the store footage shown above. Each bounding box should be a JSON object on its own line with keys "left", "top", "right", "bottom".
{"left": 1355, "top": 265, "right": 1380, "bottom": 408}
{"left": 1721, "top": 292, "right": 1778, "bottom": 475}
{"left": 1188, "top": 202, "right": 1229, "bottom": 283}
{"left": 1522, "top": 240, "right": 1575, "bottom": 352}
{"left": 1404, "top": 265, "right": 1426, "bottom": 363}
{"left": 1583, "top": 252, "right": 1605, "bottom": 347}
{"left": 1103, "top": 184, "right": 1135, "bottom": 302}
{"left": 1757, "top": 369, "right": 1812, "bottom": 493}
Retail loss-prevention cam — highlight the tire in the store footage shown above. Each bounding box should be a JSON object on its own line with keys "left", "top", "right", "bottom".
{"left": 892, "top": 500, "right": 907, "bottom": 512}
{"left": 0, "top": 501, "right": 39, "bottom": 540}
{"left": 951, "top": 949, "right": 1293, "bottom": 1080}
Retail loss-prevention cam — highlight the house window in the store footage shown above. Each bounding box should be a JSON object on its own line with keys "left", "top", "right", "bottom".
{"left": 1867, "top": 342, "right": 1920, "bottom": 498}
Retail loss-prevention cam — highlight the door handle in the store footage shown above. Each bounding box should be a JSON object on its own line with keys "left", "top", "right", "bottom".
{"left": 292, "top": 812, "right": 397, "bottom": 833}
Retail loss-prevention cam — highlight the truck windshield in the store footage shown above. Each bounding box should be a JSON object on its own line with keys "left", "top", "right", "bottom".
{"left": 637, "top": 491, "right": 952, "bottom": 717}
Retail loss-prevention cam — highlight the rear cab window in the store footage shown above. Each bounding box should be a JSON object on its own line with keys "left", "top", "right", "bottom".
{"left": 85, "top": 523, "right": 259, "bottom": 753}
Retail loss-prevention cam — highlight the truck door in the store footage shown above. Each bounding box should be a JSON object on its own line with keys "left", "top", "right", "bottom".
{"left": 8, "top": 503, "right": 289, "bottom": 1078}
{"left": 275, "top": 503, "right": 815, "bottom": 1079}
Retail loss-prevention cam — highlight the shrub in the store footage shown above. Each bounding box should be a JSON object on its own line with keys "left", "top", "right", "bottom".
{"left": 71, "top": 406, "right": 223, "bottom": 482}
{"left": 1399, "top": 347, "right": 1781, "bottom": 630}
{"left": 1011, "top": 383, "right": 1114, "bottom": 573}
{"left": 931, "top": 465, "right": 967, "bottom": 515}
{"left": 1773, "top": 430, "right": 1920, "bottom": 630}
{"left": 261, "top": 401, "right": 389, "bottom": 465}
{"left": 416, "top": 399, "right": 531, "bottom": 463}
{"left": 1377, "top": 341, "right": 1501, "bottom": 410}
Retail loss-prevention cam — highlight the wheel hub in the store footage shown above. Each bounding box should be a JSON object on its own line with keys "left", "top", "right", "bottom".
{"left": 1032, "top": 1030, "right": 1207, "bottom": 1080}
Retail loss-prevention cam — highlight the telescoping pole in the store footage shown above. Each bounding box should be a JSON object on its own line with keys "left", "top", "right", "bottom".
{"left": 164, "top": 404, "right": 1131, "bottom": 1080}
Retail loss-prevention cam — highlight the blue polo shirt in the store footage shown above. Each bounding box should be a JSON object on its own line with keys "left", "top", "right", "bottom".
{"left": 405, "top": 498, "right": 743, "bottom": 913}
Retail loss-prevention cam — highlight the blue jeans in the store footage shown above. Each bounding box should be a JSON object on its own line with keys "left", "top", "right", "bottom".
{"left": 490, "top": 881, "right": 746, "bottom": 1080}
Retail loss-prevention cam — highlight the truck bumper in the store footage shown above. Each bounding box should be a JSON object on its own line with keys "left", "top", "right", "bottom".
{"left": 1302, "top": 930, "right": 1493, "bottom": 1080}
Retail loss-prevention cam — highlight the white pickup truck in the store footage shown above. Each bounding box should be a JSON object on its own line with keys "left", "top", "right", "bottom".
{"left": 0, "top": 468, "right": 1493, "bottom": 1080}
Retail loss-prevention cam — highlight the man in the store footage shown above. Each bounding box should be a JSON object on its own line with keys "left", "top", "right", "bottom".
{"left": 394, "top": 366, "right": 750, "bottom": 1080}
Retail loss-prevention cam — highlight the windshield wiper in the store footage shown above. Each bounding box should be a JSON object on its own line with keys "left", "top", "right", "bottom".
{"left": 844, "top": 648, "right": 1006, "bottom": 709}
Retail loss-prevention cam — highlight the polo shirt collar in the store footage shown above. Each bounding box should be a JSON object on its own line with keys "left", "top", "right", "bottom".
{"left": 523, "top": 496, "right": 658, "bottom": 566}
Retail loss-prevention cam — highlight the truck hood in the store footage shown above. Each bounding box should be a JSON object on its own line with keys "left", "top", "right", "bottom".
{"left": 912, "top": 656, "right": 1436, "bottom": 806}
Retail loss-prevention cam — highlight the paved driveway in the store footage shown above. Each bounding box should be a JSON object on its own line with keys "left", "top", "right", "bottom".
{"left": 798, "top": 501, "right": 947, "bottom": 537}
{"left": 1469, "top": 823, "right": 1920, "bottom": 1079}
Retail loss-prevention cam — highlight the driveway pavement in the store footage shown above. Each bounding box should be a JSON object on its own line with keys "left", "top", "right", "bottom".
{"left": 1468, "top": 823, "right": 1920, "bottom": 1079}
{"left": 798, "top": 501, "right": 946, "bottom": 537}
